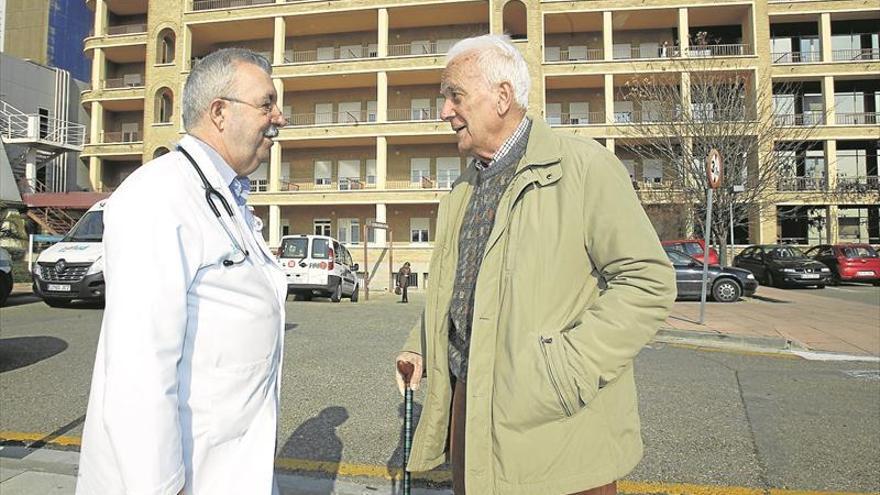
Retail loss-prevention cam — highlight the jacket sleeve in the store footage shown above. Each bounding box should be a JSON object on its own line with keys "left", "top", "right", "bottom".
{"left": 402, "top": 311, "right": 426, "bottom": 356}
{"left": 566, "top": 145, "right": 676, "bottom": 404}
{"left": 99, "top": 185, "right": 200, "bottom": 494}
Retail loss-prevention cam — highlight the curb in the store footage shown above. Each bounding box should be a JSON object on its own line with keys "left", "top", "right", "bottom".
{"left": 653, "top": 328, "right": 880, "bottom": 362}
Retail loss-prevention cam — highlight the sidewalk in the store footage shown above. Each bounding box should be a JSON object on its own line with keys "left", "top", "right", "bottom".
{"left": 662, "top": 285, "right": 880, "bottom": 357}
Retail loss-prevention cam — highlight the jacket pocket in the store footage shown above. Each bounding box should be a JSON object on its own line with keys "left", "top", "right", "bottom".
{"left": 538, "top": 335, "right": 584, "bottom": 417}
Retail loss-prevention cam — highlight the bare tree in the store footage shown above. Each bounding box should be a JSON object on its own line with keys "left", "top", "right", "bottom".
{"left": 616, "top": 58, "right": 823, "bottom": 265}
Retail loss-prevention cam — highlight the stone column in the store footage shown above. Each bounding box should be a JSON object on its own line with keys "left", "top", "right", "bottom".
{"left": 90, "top": 101, "right": 103, "bottom": 145}
{"left": 819, "top": 13, "right": 832, "bottom": 63}
{"left": 378, "top": 8, "right": 389, "bottom": 58}
{"left": 826, "top": 205, "right": 839, "bottom": 244}
{"left": 94, "top": 0, "right": 107, "bottom": 37}
{"left": 602, "top": 11, "right": 613, "bottom": 61}
{"left": 377, "top": 71, "right": 388, "bottom": 122}
{"left": 274, "top": 17, "right": 286, "bottom": 65}
{"left": 376, "top": 136, "right": 387, "bottom": 190}
{"left": 375, "top": 203, "right": 387, "bottom": 245}
{"left": 822, "top": 76, "right": 835, "bottom": 126}
{"left": 89, "top": 157, "right": 103, "bottom": 192}
{"left": 604, "top": 73, "right": 614, "bottom": 124}
{"left": 269, "top": 205, "right": 281, "bottom": 247}
{"left": 678, "top": 8, "right": 689, "bottom": 55}
{"left": 824, "top": 139, "right": 837, "bottom": 192}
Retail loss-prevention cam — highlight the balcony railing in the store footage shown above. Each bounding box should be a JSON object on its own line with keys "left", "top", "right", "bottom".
{"left": 0, "top": 101, "right": 86, "bottom": 149}
{"left": 387, "top": 108, "right": 442, "bottom": 122}
{"left": 284, "top": 45, "right": 377, "bottom": 64}
{"left": 613, "top": 110, "right": 680, "bottom": 124}
{"left": 101, "top": 131, "right": 141, "bottom": 143}
{"left": 191, "top": 0, "right": 273, "bottom": 11}
{"left": 614, "top": 45, "right": 679, "bottom": 60}
{"left": 388, "top": 41, "right": 457, "bottom": 57}
{"left": 103, "top": 75, "right": 145, "bottom": 89}
{"left": 684, "top": 44, "right": 750, "bottom": 57}
{"left": 547, "top": 111, "right": 605, "bottom": 125}
{"left": 107, "top": 23, "right": 147, "bottom": 36}
{"left": 835, "top": 113, "right": 878, "bottom": 125}
{"left": 831, "top": 48, "right": 880, "bottom": 62}
{"left": 773, "top": 112, "right": 825, "bottom": 126}
{"left": 545, "top": 47, "right": 604, "bottom": 62}
{"left": 771, "top": 51, "right": 821, "bottom": 64}
{"left": 836, "top": 176, "right": 879, "bottom": 193}
{"left": 386, "top": 175, "right": 456, "bottom": 190}
{"left": 630, "top": 178, "right": 672, "bottom": 190}
{"left": 777, "top": 176, "right": 827, "bottom": 191}
{"left": 250, "top": 179, "right": 269, "bottom": 193}
{"left": 278, "top": 179, "right": 377, "bottom": 192}
{"left": 284, "top": 111, "right": 375, "bottom": 127}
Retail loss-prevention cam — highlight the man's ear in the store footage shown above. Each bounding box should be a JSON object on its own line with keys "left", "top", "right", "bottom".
{"left": 496, "top": 81, "right": 515, "bottom": 116}
{"left": 208, "top": 99, "right": 226, "bottom": 130}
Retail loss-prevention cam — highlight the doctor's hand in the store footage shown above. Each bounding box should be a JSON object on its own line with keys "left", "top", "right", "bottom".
{"left": 395, "top": 352, "right": 423, "bottom": 396}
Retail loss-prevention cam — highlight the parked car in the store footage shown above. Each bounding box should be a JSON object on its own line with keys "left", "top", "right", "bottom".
{"left": 0, "top": 247, "right": 13, "bottom": 307}
{"left": 277, "top": 234, "right": 360, "bottom": 302}
{"left": 804, "top": 243, "right": 880, "bottom": 286}
{"left": 666, "top": 249, "right": 757, "bottom": 302}
{"left": 32, "top": 201, "right": 106, "bottom": 307}
{"left": 661, "top": 239, "right": 719, "bottom": 265}
{"left": 733, "top": 244, "right": 831, "bottom": 288}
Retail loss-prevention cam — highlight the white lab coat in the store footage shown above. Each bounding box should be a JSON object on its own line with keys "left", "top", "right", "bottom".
{"left": 76, "top": 135, "right": 288, "bottom": 495}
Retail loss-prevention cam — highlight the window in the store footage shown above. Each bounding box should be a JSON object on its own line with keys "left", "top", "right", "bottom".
{"left": 770, "top": 38, "right": 793, "bottom": 63}
{"left": 641, "top": 101, "right": 661, "bottom": 123}
{"left": 410, "top": 158, "right": 431, "bottom": 186}
{"left": 121, "top": 123, "right": 140, "bottom": 142}
{"left": 156, "top": 88, "right": 173, "bottom": 123}
{"left": 411, "top": 218, "right": 429, "bottom": 243}
{"left": 338, "top": 101, "right": 361, "bottom": 123}
{"left": 502, "top": 0, "right": 527, "bottom": 40}
{"left": 315, "top": 103, "right": 333, "bottom": 124}
{"left": 312, "top": 237, "right": 330, "bottom": 258}
{"left": 570, "top": 102, "right": 589, "bottom": 124}
{"left": 437, "top": 39, "right": 456, "bottom": 54}
{"left": 38, "top": 108, "right": 50, "bottom": 138}
{"left": 317, "top": 46, "right": 335, "bottom": 61}
{"left": 546, "top": 102, "right": 562, "bottom": 125}
{"left": 437, "top": 157, "right": 461, "bottom": 188}
{"left": 613, "top": 43, "right": 632, "bottom": 60}
{"left": 621, "top": 159, "right": 636, "bottom": 181}
{"left": 568, "top": 45, "right": 588, "bottom": 60}
{"left": 153, "top": 147, "right": 170, "bottom": 159}
{"left": 315, "top": 160, "right": 332, "bottom": 186}
{"left": 837, "top": 149, "right": 867, "bottom": 179}
{"left": 545, "top": 46, "right": 561, "bottom": 62}
{"left": 339, "top": 44, "right": 363, "bottom": 59}
{"left": 157, "top": 29, "right": 176, "bottom": 64}
{"left": 614, "top": 101, "right": 634, "bottom": 123}
{"left": 314, "top": 219, "right": 331, "bottom": 236}
{"left": 411, "top": 98, "right": 431, "bottom": 120}
{"left": 366, "top": 159, "right": 377, "bottom": 186}
{"left": 338, "top": 159, "right": 361, "bottom": 190}
{"left": 410, "top": 40, "right": 431, "bottom": 55}
{"left": 643, "top": 159, "right": 663, "bottom": 185}
{"left": 367, "top": 101, "right": 377, "bottom": 122}
{"left": 338, "top": 218, "right": 361, "bottom": 244}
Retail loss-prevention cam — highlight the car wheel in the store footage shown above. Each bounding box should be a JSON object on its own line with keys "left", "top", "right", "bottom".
{"left": 816, "top": 284, "right": 825, "bottom": 289}
{"left": 712, "top": 279, "right": 741, "bottom": 303}
{"left": 330, "top": 283, "right": 342, "bottom": 303}
{"left": 350, "top": 284, "right": 359, "bottom": 302}
{"left": 44, "top": 297, "right": 71, "bottom": 308}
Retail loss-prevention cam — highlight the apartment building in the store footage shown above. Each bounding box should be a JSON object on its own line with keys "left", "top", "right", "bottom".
{"left": 81, "top": 0, "right": 878, "bottom": 289}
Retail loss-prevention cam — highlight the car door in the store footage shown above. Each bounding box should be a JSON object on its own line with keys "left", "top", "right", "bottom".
{"left": 669, "top": 251, "right": 702, "bottom": 297}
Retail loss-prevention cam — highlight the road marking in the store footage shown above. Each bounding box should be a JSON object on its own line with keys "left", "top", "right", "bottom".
{"left": 1, "top": 431, "right": 876, "bottom": 494}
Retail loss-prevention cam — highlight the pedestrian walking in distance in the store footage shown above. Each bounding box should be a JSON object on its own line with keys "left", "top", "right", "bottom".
{"left": 397, "top": 262, "right": 412, "bottom": 303}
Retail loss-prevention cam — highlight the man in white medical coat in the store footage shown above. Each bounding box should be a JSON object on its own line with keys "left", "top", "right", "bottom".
{"left": 76, "top": 48, "right": 288, "bottom": 495}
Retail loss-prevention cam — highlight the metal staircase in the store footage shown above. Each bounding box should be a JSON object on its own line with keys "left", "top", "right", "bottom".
{"left": 26, "top": 206, "right": 79, "bottom": 235}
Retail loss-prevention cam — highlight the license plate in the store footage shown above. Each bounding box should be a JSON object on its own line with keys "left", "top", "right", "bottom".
{"left": 856, "top": 271, "right": 876, "bottom": 276}
{"left": 47, "top": 284, "right": 71, "bottom": 291}
{"left": 801, "top": 274, "right": 820, "bottom": 279}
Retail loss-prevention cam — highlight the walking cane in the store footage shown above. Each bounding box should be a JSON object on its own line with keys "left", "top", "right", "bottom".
{"left": 397, "top": 361, "right": 415, "bottom": 495}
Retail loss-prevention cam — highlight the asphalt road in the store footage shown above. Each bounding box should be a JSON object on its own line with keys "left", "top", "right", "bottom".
{"left": 1, "top": 293, "right": 878, "bottom": 492}
{"left": 802, "top": 283, "right": 880, "bottom": 306}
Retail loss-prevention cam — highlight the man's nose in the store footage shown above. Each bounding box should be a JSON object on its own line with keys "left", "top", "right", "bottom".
{"left": 439, "top": 99, "right": 454, "bottom": 121}
{"left": 271, "top": 103, "right": 287, "bottom": 126}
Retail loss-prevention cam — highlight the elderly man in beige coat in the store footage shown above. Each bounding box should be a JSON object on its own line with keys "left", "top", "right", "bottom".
{"left": 394, "top": 35, "right": 676, "bottom": 495}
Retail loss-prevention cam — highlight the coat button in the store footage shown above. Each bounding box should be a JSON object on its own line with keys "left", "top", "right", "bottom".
{"left": 542, "top": 337, "right": 553, "bottom": 344}
{"left": 546, "top": 173, "right": 553, "bottom": 179}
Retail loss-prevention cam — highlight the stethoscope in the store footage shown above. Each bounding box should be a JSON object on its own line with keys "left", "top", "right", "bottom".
{"left": 177, "top": 145, "right": 250, "bottom": 267}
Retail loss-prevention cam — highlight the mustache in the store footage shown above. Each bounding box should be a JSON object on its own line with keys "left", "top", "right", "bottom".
{"left": 263, "top": 125, "right": 279, "bottom": 139}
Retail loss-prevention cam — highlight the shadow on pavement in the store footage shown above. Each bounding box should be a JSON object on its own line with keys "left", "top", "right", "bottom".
{"left": 0, "top": 336, "right": 69, "bottom": 373}
{"left": 278, "top": 406, "right": 349, "bottom": 494}
{"left": 2, "top": 294, "right": 42, "bottom": 307}
{"left": 387, "top": 399, "right": 423, "bottom": 495}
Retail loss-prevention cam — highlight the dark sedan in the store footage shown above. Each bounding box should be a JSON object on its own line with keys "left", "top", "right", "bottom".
{"left": 733, "top": 244, "right": 831, "bottom": 288}
{"left": 666, "top": 250, "right": 758, "bottom": 302}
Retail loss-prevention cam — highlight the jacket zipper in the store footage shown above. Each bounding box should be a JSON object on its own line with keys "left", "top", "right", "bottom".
{"left": 539, "top": 336, "right": 573, "bottom": 417}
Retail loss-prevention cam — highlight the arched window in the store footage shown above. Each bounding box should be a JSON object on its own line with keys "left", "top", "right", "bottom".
{"left": 155, "top": 88, "right": 174, "bottom": 124}
{"left": 157, "top": 29, "right": 176, "bottom": 64}
{"left": 503, "top": 0, "right": 528, "bottom": 40}
{"left": 153, "top": 147, "right": 170, "bottom": 159}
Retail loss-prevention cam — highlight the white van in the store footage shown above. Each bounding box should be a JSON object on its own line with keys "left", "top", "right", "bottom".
{"left": 277, "top": 234, "right": 360, "bottom": 302}
{"left": 32, "top": 201, "right": 106, "bottom": 307}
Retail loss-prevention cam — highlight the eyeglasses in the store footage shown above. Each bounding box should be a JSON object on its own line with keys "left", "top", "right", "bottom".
{"left": 219, "top": 96, "right": 279, "bottom": 116}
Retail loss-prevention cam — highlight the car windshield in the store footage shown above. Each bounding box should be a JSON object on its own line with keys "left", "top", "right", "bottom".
{"left": 63, "top": 211, "right": 103, "bottom": 242}
{"left": 842, "top": 246, "right": 878, "bottom": 258}
{"left": 279, "top": 238, "right": 308, "bottom": 259}
{"left": 769, "top": 246, "right": 807, "bottom": 259}
{"left": 666, "top": 250, "right": 695, "bottom": 264}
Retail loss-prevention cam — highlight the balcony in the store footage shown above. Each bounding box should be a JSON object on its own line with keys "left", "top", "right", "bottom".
{"left": 832, "top": 47, "right": 880, "bottom": 62}
{"left": 284, "top": 46, "right": 377, "bottom": 64}
{"left": 101, "top": 130, "right": 141, "bottom": 144}
{"left": 278, "top": 178, "right": 378, "bottom": 192}
{"left": 190, "top": 0, "right": 273, "bottom": 11}
{"left": 835, "top": 113, "right": 878, "bottom": 125}
{"left": 547, "top": 112, "right": 605, "bottom": 126}
{"left": 107, "top": 23, "right": 147, "bottom": 36}
{"left": 613, "top": 110, "right": 680, "bottom": 124}
{"left": 103, "top": 74, "right": 145, "bottom": 89}
{"left": 777, "top": 176, "right": 827, "bottom": 192}
{"left": 386, "top": 175, "right": 456, "bottom": 190}
{"left": 388, "top": 41, "right": 458, "bottom": 58}
{"left": 284, "top": 110, "right": 375, "bottom": 127}
{"left": 684, "top": 44, "right": 750, "bottom": 58}
{"left": 771, "top": 51, "right": 821, "bottom": 64}
{"left": 544, "top": 47, "right": 604, "bottom": 63}
{"left": 836, "top": 176, "right": 879, "bottom": 193}
{"left": 773, "top": 112, "right": 825, "bottom": 126}
{"left": 387, "top": 108, "right": 442, "bottom": 122}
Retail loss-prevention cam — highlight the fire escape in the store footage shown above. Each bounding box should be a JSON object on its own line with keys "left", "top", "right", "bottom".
{"left": 0, "top": 100, "right": 87, "bottom": 234}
